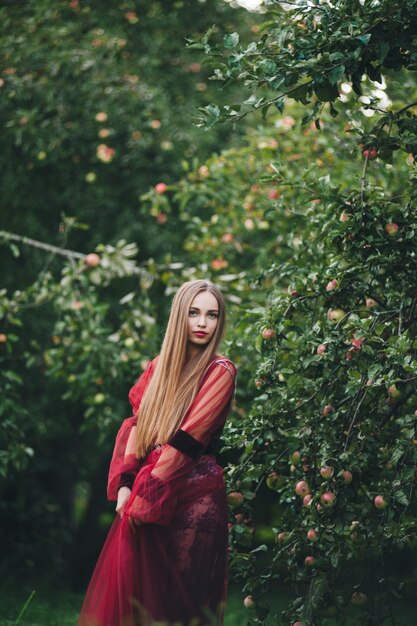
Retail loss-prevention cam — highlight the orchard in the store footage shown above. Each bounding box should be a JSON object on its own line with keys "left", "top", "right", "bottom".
{"left": 193, "top": 1, "right": 417, "bottom": 624}
{"left": 1, "top": 1, "right": 417, "bottom": 625}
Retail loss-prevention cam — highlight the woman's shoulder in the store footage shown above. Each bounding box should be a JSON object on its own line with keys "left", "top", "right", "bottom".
{"left": 210, "top": 353, "right": 237, "bottom": 378}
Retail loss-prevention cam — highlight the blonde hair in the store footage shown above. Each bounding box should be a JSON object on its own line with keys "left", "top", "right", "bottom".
{"left": 135, "top": 279, "right": 226, "bottom": 458}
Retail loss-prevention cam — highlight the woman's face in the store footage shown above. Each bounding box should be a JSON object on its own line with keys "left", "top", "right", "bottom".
{"left": 187, "top": 290, "right": 219, "bottom": 350}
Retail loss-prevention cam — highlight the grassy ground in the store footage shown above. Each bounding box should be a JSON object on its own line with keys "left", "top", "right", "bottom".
{"left": 0, "top": 583, "right": 415, "bottom": 626}
{"left": 0, "top": 585, "right": 252, "bottom": 626}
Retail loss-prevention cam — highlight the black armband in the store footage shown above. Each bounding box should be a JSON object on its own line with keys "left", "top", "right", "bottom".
{"left": 167, "top": 428, "right": 205, "bottom": 461}
{"left": 118, "top": 471, "right": 135, "bottom": 491}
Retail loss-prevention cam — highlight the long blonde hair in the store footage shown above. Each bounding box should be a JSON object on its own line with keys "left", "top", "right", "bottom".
{"left": 135, "top": 279, "right": 227, "bottom": 459}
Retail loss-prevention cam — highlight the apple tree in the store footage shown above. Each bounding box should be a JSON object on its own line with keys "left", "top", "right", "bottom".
{"left": 192, "top": 1, "right": 417, "bottom": 623}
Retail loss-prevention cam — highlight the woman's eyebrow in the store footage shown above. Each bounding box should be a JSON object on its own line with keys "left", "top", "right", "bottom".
{"left": 189, "top": 306, "right": 219, "bottom": 312}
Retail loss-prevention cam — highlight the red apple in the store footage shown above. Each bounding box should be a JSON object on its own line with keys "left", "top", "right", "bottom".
{"left": 321, "top": 492, "right": 335, "bottom": 507}
{"left": 293, "top": 622, "right": 304, "bottom": 626}
{"left": 339, "top": 211, "right": 350, "bottom": 222}
{"left": 227, "top": 491, "right": 244, "bottom": 507}
{"left": 291, "top": 451, "right": 301, "bottom": 465}
{"left": 351, "top": 335, "right": 364, "bottom": 350}
{"left": 327, "top": 308, "right": 346, "bottom": 322}
{"left": 243, "top": 595, "right": 255, "bottom": 609}
{"left": 362, "top": 146, "right": 377, "bottom": 160}
{"left": 210, "top": 258, "right": 228, "bottom": 271}
{"left": 322, "top": 404, "right": 333, "bottom": 416}
{"left": 303, "top": 494, "right": 313, "bottom": 506}
{"left": 307, "top": 529, "right": 318, "bottom": 542}
{"left": 351, "top": 591, "right": 367, "bottom": 606}
{"left": 268, "top": 189, "right": 279, "bottom": 200}
{"left": 374, "top": 495, "right": 388, "bottom": 510}
{"left": 388, "top": 384, "right": 401, "bottom": 399}
{"left": 295, "top": 481, "right": 310, "bottom": 497}
{"left": 154, "top": 182, "right": 167, "bottom": 194}
{"left": 262, "top": 328, "right": 276, "bottom": 340}
{"left": 156, "top": 213, "right": 167, "bottom": 224}
{"left": 276, "top": 531, "right": 287, "bottom": 542}
{"left": 85, "top": 253, "right": 101, "bottom": 267}
{"left": 385, "top": 222, "right": 399, "bottom": 235}
{"left": 345, "top": 347, "right": 354, "bottom": 361}
{"left": 0, "top": 333, "right": 7, "bottom": 343}
{"left": 341, "top": 470, "right": 353, "bottom": 484}
{"left": 320, "top": 466, "right": 334, "bottom": 480}
{"left": 304, "top": 555, "right": 316, "bottom": 567}
{"left": 316, "top": 343, "right": 327, "bottom": 355}
{"left": 235, "top": 513, "right": 244, "bottom": 524}
{"left": 70, "top": 300, "right": 84, "bottom": 311}
{"left": 365, "top": 297, "right": 377, "bottom": 308}
{"left": 326, "top": 279, "right": 338, "bottom": 292}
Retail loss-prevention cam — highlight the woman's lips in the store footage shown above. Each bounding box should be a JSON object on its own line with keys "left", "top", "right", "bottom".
{"left": 194, "top": 331, "right": 207, "bottom": 336}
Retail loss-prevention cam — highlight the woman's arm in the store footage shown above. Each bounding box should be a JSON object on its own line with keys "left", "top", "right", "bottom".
{"left": 107, "top": 360, "right": 155, "bottom": 501}
{"left": 125, "top": 360, "right": 237, "bottom": 526}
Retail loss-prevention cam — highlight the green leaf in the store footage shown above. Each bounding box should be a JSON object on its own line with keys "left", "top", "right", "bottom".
{"left": 224, "top": 32, "right": 239, "bottom": 49}
{"left": 3, "top": 370, "right": 23, "bottom": 385}
{"left": 250, "top": 544, "right": 268, "bottom": 553}
{"left": 328, "top": 65, "right": 345, "bottom": 86}
{"left": 291, "top": 84, "right": 311, "bottom": 105}
{"left": 377, "top": 42, "right": 390, "bottom": 62}
{"left": 357, "top": 34, "right": 371, "bottom": 46}
{"left": 394, "top": 490, "right": 409, "bottom": 506}
{"left": 314, "top": 79, "right": 339, "bottom": 103}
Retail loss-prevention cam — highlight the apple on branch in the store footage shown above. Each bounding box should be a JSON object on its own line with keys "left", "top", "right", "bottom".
{"left": 295, "top": 481, "right": 310, "bottom": 497}
{"left": 362, "top": 146, "right": 378, "bottom": 160}
{"left": 243, "top": 595, "right": 255, "bottom": 609}
{"left": 227, "top": 492, "right": 244, "bottom": 507}
{"left": 341, "top": 470, "right": 353, "bottom": 484}
{"left": 327, "top": 308, "right": 346, "bottom": 323}
{"left": 320, "top": 466, "right": 334, "bottom": 480}
{"left": 154, "top": 182, "right": 167, "bottom": 194}
{"left": 262, "top": 328, "right": 276, "bottom": 340}
{"left": 85, "top": 253, "right": 101, "bottom": 267}
{"left": 321, "top": 491, "right": 335, "bottom": 507}
{"left": 374, "top": 495, "right": 388, "bottom": 510}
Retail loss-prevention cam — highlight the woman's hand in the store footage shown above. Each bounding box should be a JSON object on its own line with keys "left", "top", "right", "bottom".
{"left": 116, "top": 486, "right": 131, "bottom": 518}
{"left": 128, "top": 516, "right": 141, "bottom": 533}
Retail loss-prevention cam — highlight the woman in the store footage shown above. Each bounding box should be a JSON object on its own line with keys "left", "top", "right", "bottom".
{"left": 78, "top": 279, "right": 237, "bottom": 626}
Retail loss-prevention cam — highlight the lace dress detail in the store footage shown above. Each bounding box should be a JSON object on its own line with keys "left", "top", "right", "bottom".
{"left": 78, "top": 354, "right": 237, "bottom": 626}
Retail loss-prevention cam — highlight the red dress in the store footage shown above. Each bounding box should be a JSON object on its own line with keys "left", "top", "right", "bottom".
{"left": 78, "top": 354, "right": 237, "bottom": 626}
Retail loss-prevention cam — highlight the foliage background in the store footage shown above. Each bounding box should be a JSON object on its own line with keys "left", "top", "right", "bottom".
{"left": 1, "top": 1, "right": 417, "bottom": 625}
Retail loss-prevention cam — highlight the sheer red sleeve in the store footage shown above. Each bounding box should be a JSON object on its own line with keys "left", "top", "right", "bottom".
{"left": 107, "top": 360, "right": 155, "bottom": 501}
{"left": 125, "top": 359, "right": 237, "bottom": 526}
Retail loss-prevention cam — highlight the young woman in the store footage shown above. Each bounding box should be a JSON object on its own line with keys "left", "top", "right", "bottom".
{"left": 78, "top": 279, "right": 237, "bottom": 626}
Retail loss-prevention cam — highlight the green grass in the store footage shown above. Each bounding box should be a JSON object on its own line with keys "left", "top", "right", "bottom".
{"left": 0, "top": 583, "right": 415, "bottom": 626}
{"left": 0, "top": 584, "right": 254, "bottom": 626}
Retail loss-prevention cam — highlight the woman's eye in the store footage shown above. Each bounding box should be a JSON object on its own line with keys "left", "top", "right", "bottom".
{"left": 209, "top": 313, "right": 218, "bottom": 319}
{"left": 189, "top": 310, "right": 197, "bottom": 316}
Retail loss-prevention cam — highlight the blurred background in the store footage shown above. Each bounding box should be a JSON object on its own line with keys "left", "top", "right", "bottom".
{"left": 2, "top": 1, "right": 417, "bottom": 625}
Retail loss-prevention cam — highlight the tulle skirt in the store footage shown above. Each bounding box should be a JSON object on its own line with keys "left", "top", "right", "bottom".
{"left": 77, "top": 452, "right": 229, "bottom": 626}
